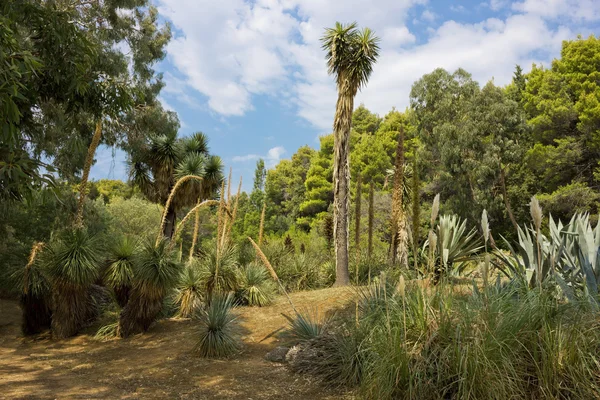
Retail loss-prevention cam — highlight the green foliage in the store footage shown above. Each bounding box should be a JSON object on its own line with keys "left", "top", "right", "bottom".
{"left": 105, "top": 196, "right": 162, "bottom": 239}
{"left": 297, "top": 280, "right": 600, "bottom": 399}
{"left": 236, "top": 263, "right": 276, "bottom": 307}
{"left": 194, "top": 293, "right": 240, "bottom": 358}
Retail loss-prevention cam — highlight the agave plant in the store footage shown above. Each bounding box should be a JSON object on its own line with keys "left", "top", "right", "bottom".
{"left": 103, "top": 236, "right": 137, "bottom": 307}
{"left": 119, "top": 238, "right": 182, "bottom": 337}
{"left": 194, "top": 292, "right": 240, "bottom": 358}
{"left": 424, "top": 214, "right": 482, "bottom": 281}
{"left": 44, "top": 229, "right": 103, "bottom": 338}
{"left": 236, "top": 263, "right": 276, "bottom": 307}
{"left": 173, "top": 259, "right": 204, "bottom": 318}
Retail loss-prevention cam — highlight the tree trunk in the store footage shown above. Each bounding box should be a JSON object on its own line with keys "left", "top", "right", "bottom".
{"left": 411, "top": 155, "right": 420, "bottom": 271}
{"left": 391, "top": 126, "right": 408, "bottom": 268}
{"left": 499, "top": 165, "right": 519, "bottom": 233}
{"left": 163, "top": 205, "right": 176, "bottom": 239}
{"left": 76, "top": 119, "right": 102, "bottom": 227}
{"left": 367, "top": 181, "right": 374, "bottom": 261}
{"left": 332, "top": 88, "right": 354, "bottom": 286}
{"left": 354, "top": 173, "right": 362, "bottom": 285}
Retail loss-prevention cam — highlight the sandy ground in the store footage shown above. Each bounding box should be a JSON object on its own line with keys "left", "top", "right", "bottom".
{"left": 0, "top": 287, "right": 354, "bottom": 399}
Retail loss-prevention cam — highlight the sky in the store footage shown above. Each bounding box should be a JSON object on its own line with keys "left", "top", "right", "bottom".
{"left": 89, "top": 0, "right": 600, "bottom": 192}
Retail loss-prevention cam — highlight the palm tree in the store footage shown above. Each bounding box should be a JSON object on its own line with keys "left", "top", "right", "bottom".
{"left": 321, "top": 22, "right": 379, "bottom": 286}
{"left": 129, "top": 131, "right": 223, "bottom": 238}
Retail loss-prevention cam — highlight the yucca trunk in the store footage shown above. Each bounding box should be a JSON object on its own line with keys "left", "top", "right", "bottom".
{"left": 76, "top": 120, "right": 102, "bottom": 227}
{"left": 21, "top": 242, "right": 52, "bottom": 335}
{"left": 163, "top": 206, "right": 176, "bottom": 239}
{"left": 21, "top": 293, "right": 52, "bottom": 335}
{"left": 332, "top": 81, "right": 355, "bottom": 286}
{"left": 391, "top": 127, "right": 408, "bottom": 267}
{"left": 119, "top": 288, "right": 164, "bottom": 337}
{"left": 114, "top": 285, "right": 131, "bottom": 308}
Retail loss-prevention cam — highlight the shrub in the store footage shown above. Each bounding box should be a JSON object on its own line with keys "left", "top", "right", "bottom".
{"left": 193, "top": 293, "right": 240, "bottom": 358}
{"left": 198, "top": 244, "right": 239, "bottom": 296}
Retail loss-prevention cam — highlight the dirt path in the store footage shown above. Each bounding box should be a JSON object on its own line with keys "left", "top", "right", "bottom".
{"left": 0, "top": 288, "right": 354, "bottom": 399}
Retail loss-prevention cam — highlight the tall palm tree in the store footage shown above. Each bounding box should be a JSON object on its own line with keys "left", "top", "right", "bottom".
{"left": 321, "top": 22, "right": 379, "bottom": 286}
{"left": 129, "top": 131, "right": 223, "bottom": 238}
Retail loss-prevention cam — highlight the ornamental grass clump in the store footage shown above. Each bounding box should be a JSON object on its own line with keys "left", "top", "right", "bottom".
{"left": 236, "top": 263, "right": 276, "bottom": 307}
{"left": 194, "top": 292, "right": 240, "bottom": 358}
{"left": 44, "top": 229, "right": 102, "bottom": 339}
{"left": 119, "top": 238, "right": 182, "bottom": 337}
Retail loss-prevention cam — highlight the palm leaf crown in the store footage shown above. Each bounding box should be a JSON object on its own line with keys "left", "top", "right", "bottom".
{"left": 321, "top": 22, "right": 380, "bottom": 93}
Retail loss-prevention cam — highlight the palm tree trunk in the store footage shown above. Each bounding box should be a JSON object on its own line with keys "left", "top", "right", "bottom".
{"left": 391, "top": 127, "right": 408, "bottom": 268}
{"left": 76, "top": 120, "right": 102, "bottom": 227}
{"left": 332, "top": 89, "right": 353, "bottom": 286}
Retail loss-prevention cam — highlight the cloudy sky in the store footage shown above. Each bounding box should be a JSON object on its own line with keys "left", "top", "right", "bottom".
{"left": 90, "top": 0, "right": 600, "bottom": 191}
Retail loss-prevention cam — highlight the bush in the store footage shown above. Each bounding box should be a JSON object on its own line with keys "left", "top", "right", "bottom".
{"left": 103, "top": 236, "right": 137, "bottom": 307}
{"left": 193, "top": 293, "right": 240, "bottom": 358}
{"left": 292, "top": 280, "right": 600, "bottom": 399}
{"left": 105, "top": 196, "right": 162, "bottom": 239}
{"left": 282, "top": 308, "right": 331, "bottom": 342}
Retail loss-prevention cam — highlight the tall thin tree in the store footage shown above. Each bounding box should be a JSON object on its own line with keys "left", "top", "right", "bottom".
{"left": 322, "top": 22, "right": 379, "bottom": 286}
{"left": 391, "top": 126, "right": 408, "bottom": 267}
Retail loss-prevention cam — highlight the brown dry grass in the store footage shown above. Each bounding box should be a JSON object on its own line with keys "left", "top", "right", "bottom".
{"left": 0, "top": 287, "right": 354, "bottom": 399}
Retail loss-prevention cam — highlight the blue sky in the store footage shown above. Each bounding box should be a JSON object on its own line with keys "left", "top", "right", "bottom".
{"left": 90, "top": 0, "right": 600, "bottom": 192}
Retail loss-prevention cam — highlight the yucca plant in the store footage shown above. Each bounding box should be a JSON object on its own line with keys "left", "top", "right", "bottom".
{"left": 236, "top": 263, "right": 276, "bottom": 307}
{"left": 194, "top": 292, "right": 240, "bottom": 358}
{"left": 282, "top": 308, "right": 331, "bottom": 342}
{"left": 19, "top": 242, "right": 52, "bottom": 335}
{"left": 119, "top": 238, "right": 182, "bottom": 337}
{"left": 44, "top": 229, "right": 102, "bottom": 338}
{"left": 198, "top": 243, "right": 239, "bottom": 296}
{"left": 103, "top": 236, "right": 137, "bottom": 307}
{"left": 173, "top": 259, "right": 204, "bottom": 318}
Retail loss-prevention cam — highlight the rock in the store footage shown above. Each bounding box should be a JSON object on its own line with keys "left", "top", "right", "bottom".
{"left": 264, "top": 346, "right": 290, "bottom": 363}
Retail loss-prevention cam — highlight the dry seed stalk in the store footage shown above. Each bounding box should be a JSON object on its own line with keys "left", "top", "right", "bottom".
{"left": 156, "top": 174, "right": 204, "bottom": 246}
{"left": 258, "top": 202, "right": 266, "bottom": 247}
{"left": 225, "top": 177, "right": 243, "bottom": 240}
{"left": 23, "top": 242, "right": 44, "bottom": 294}
{"left": 170, "top": 200, "right": 220, "bottom": 249}
{"left": 248, "top": 237, "right": 297, "bottom": 313}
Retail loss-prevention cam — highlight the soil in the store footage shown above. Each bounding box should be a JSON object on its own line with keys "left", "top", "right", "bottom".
{"left": 0, "top": 287, "right": 354, "bottom": 399}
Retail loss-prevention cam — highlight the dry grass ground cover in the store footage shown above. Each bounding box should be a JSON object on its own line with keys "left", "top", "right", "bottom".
{"left": 0, "top": 288, "right": 352, "bottom": 399}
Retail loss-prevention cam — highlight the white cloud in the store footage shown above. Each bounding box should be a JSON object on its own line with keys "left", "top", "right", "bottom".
{"left": 232, "top": 146, "right": 286, "bottom": 167}
{"left": 512, "top": 0, "right": 600, "bottom": 21}
{"left": 421, "top": 10, "right": 437, "bottom": 22}
{"left": 489, "top": 0, "right": 507, "bottom": 11}
{"left": 157, "top": 0, "right": 594, "bottom": 132}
